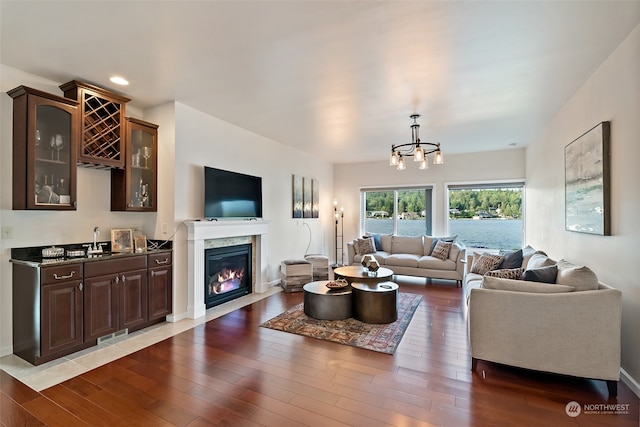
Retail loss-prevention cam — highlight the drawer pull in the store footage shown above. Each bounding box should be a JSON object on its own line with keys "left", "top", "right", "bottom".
{"left": 53, "top": 271, "right": 75, "bottom": 280}
{"left": 155, "top": 259, "right": 169, "bottom": 265}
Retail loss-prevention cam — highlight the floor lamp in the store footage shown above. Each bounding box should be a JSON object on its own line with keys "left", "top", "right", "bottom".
{"left": 333, "top": 200, "right": 344, "bottom": 267}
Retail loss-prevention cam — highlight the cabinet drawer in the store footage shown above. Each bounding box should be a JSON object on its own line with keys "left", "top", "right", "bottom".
{"left": 84, "top": 255, "right": 147, "bottom": 278}
{"left": 41, "top": 264, "right": 83, "bottom": 285}
{"left": 149, "top": 252, "right": 172, "bottom": 268}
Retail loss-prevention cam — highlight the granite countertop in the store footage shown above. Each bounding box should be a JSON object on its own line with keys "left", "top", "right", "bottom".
{"left": 10, "top": 240, "right": 172, "bottom": 267}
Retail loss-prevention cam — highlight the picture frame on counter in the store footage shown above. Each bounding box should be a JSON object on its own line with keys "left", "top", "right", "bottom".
{"left": 111, "top": 228, "right": 133, "bottom": 252}
{"left": 134, "top": 234, "right": 147, "bottom": 253}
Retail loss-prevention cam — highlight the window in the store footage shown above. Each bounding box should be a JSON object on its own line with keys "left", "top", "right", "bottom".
{"left": 362, "top": 187, "right": 433, "bottom": 237}
{"left": 447, "top": 183, "right": 524, "bottom": 250}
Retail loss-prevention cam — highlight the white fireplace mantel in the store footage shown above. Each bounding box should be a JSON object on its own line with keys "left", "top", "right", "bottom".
{"left": 186, "top": 219, "right": 269, "bottom": 319}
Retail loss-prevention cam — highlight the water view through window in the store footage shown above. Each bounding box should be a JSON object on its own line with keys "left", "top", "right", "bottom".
{"left": 448, "top": 185, "right": 524, "bottom": 250}
{"left": 362, "top": 188, "right": 433, "bottom": 237}
{"left": 362, "top": 185, "right": 523, "bottom": 250}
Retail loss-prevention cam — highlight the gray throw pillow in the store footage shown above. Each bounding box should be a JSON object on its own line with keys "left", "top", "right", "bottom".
{"left": 499, "top": 249, "right": 523, "bottom": 269}
{"left": 522, "top": 265, "right": 558, "bottom": 283}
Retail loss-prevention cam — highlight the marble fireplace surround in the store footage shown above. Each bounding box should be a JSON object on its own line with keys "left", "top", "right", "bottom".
{"left": 186, "top": 220, "right": 269, "bottom": 319}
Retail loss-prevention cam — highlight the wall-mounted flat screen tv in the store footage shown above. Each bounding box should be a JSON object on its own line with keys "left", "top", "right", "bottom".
{"left": 204, "top": 166, "right": 262, "bottom": 219}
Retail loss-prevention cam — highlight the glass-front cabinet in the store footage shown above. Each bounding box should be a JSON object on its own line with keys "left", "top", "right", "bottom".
{"left": 111, "top": 117, "right": 158, "bottom": 211}
{"left": 9, "top": 86, "right": 78, "bottom": 210}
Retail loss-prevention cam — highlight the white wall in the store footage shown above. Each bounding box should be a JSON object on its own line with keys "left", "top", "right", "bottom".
{"left": 333, "top": 148, "right": 526, "bottom": 245}
{"left": 526, "top": 24, "right": 640, "bottom": 390}
{"left": 163, "top": 102, "right": 333, "bottom": 319}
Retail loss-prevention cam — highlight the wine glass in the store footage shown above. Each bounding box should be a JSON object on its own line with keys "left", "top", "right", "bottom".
{"left": 142, "top": 147, "right": 151, "bottom": 168}
{"left": 36, "top": 129, "right": 42, "bottom": 147}
{"left": 49, "top": 136, "right": 56, "bottom": 160}
{"left": 54, "top": 134, "right": 64, "bottom": 161}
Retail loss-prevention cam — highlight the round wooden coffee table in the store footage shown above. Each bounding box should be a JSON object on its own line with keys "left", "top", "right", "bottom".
{"left": 303, "top": 280, "right": 352, "bottom": 320}
{"left": 333, "top": 265, "right": 394, "bottom": 284}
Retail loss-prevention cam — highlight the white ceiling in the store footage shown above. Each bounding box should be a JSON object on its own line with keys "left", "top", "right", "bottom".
{"left": 2, "top": 1, "right": 639, "bottom": 164}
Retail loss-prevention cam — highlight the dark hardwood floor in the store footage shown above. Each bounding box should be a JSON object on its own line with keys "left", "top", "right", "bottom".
{"left": 2, "top": 277, "right": 638, "bottom": 426}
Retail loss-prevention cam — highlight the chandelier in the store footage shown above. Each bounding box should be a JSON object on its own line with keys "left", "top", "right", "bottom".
{"left": 389, "top": 114, "right": 444, "bottom": 170}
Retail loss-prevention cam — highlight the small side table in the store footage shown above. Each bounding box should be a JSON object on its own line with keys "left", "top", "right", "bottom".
{"left": 303, "top": 281, "right": 352, "bottom": 320}
{"left": 351, "top": 281, "right": 398, "bottom": 324}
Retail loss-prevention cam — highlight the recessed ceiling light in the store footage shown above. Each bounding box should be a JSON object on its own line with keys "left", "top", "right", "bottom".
{"left": 110, "top": 76, "right": 129, "bottom": 86}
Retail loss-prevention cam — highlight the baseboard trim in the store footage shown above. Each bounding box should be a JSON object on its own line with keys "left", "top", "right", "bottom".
{"left": 166, "top": 311, "right": 187, "bottom": 323}
{"left": 621, "top": 368, "right": 640, "bottom": 398}
{"left": 0, "top": 344, "right": 13, "bottom": 358}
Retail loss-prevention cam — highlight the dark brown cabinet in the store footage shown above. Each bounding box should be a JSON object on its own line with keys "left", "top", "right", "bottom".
{"left": 12, "top": 251, "right": 171, "bottom": 365}
{"left": 41, "top": 278, "right": 84, "bottom": 358}
{"left": 148, "top": 251, "right": 172, "bottom": 321}
{"left": 60, "top": 80, "right": 130, "bottom": 168}
{"left": 13, "top": 263, "right": 86, "bottom": 365}
{"left": 8, "top": 86, "right": 79, "bottom": 210}
{"left": 111, "top": 117, "right": 158, "bottom": 211}
{"left": 83, "top": 256, "right": 148, "bottom": 341}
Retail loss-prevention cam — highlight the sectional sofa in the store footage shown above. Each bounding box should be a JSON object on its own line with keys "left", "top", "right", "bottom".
{"left": 346, "top": 234, "right": 465, "bottom": 284}
{"left": 464, "top": 246, "right": 622, "bottom": 396}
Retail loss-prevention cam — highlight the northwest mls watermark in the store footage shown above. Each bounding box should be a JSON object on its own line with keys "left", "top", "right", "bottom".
{"left": 565, "top": 401, "right": 631, "bottom": 417}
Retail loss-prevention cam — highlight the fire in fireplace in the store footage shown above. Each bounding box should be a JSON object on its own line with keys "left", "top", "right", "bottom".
{"left": 205, "top": 243, "right": 252, "bottom": 308}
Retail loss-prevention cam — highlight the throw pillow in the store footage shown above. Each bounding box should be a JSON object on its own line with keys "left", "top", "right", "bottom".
{"left": 364, "top": 233, "right": 383, "bottom": 251}
{"left": 522, "top": 265, "right": 558, "bottom": 283}
{"left": 470, "top": 253, "right": 504, "bottom": 275}
{"left": 481, "top": 276, "right": 574, "bottom": 293}
{"left": 484, "top": 267, "right": 524, "bottom": 280}
{"left": 499, "top": 249, "right": 523, "bottom": 269}
{"left": 555, "top": 259, "right": 599, "bottom": 292}
{"left": 356, "top": 237, "right": 376, "bottom": 255}
{"left": 521, "top": 246, "right": 547, "bottom": 269}
{"left": 428, "top": 235, "right": 457, "bottom": 255}
{"left": 526, "top": 253, "right": 556, "bottom": 270}
{"left": 431, "top": 240, "right": 452, "bottom": 261}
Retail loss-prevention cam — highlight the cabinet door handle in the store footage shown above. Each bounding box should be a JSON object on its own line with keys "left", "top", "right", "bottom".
{"left": 53, "top": 271, "right": 75, "bottom": 280}
{"left": 115, "top": 275, "right": 120, "bottom": 284}
{"left": 79, "top": 283, "right": 83, "bottom": 291}
{"left": 122, "top": 275, "right": 126, "bottom": 283}
{"left": 155, "top": 259, "right": 169, "bottom": 265}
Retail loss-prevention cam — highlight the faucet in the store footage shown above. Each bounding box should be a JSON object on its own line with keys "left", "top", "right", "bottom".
{"left": 87, "top": 227, "right": 103, "bottom": 255}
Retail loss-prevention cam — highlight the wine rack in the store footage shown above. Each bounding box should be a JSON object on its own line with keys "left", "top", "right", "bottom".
{"left": 60, "top": 80, "right": 130, "bottom": 168}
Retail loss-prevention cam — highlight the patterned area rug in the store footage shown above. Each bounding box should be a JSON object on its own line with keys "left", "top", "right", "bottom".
{"left": 260, "top": 293, "right": 422, "bottom": 354}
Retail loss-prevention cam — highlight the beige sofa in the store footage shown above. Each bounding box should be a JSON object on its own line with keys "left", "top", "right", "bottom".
{"left": 347, "top": 234, "right": 465, "bottom": 285}
{"left": 464, "top": 247, "right": 622, "bottom": 396}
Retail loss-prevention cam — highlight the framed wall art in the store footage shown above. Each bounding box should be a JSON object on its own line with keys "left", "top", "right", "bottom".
{"left": 303, "top": 176, "right": 312, "bottom": 218}
{"left": 312, "top": 178, "right": 319, "bottom": 218}
{"left": 111, "top": 228, "right": 134, "bottom": 252}
{"left": 565, "top": 121, "right": 610, "bottom": 236}
{"left": 292, "top": 174, "right": 303, "bottom": 218}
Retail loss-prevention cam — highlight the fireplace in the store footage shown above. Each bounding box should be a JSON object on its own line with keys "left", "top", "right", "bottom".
{"left": 186, "top": 219, "right": 269, "bottom": 319}
{"left": 205, "top": 244, "right": 252, "bottom": 308}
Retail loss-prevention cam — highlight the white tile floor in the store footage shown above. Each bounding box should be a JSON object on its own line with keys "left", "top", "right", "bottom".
{"left": 0, "top": 286, "right": 282, "bottom": 392}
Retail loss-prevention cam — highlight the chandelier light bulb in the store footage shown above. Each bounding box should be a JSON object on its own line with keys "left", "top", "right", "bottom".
{"left": 434, "top": 149, "right": 444, "bottom": 165}
{"left": 397, "top": 155, "right": 406, "bottom": 170}
{"left": 419, "top": 158, "right": 428, "bottom": 169}
{"left": 414, "top": 145, "right": 424, "bottom": 162}
{"left": 389, "top": 151, "right": 399, "bottom": 166}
